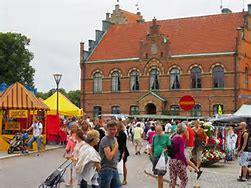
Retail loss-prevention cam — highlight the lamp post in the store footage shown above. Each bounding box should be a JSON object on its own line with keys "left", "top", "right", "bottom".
{"left": 53, "top": 73, "right": 62, "bottom": 115}
{"left": 208, "top": 96, "right": 212, "bottom": 117}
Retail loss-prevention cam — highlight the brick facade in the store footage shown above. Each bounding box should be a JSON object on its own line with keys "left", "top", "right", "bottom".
{"left": 80, "top": 5, "right": 251, "bottom": 118}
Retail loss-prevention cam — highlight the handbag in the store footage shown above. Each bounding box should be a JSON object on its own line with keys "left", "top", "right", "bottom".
{"left": 155, "top": 152, "right": 166, "bottom": 171}
{"left": 117, "top": 159, "right": 124, "bottom": 175}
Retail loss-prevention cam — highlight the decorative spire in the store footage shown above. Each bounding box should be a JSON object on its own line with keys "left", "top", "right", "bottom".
{"left": 136, "top": 2, "right": 140, "bottom": 12}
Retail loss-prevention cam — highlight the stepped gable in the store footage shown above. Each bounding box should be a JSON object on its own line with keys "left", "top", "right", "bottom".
{"left": 88, "top": 12, "right": 246, "bottom": 62}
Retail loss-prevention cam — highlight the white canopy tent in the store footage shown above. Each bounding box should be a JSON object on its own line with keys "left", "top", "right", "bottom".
{"left": 210, "top": 104, "right": 251, "bottom": 123}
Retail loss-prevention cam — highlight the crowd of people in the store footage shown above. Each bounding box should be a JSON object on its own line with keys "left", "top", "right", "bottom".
{"left": 58, "top": 116, "right": 249, "bottom": 188}
{"left": 62, "top": 117, "right": 129, "bottom": 188}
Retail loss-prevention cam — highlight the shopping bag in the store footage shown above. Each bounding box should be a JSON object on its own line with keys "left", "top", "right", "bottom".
{"left": 155, "top": 152, "right": 166, "bottom": 171}
{"left": 117, "top": 159, "right": 124, "bottom": 175}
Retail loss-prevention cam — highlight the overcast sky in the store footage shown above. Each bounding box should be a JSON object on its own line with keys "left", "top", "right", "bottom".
{"left": 1, "top": 0, "right": 251, "bottom": 92}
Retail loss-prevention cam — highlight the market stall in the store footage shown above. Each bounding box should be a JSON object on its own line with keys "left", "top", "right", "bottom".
{"left": 43, "top": 92, "right": 83, "bottom": 143}
{"left": 0, "top": 82, "right": 49, "bottom": 151}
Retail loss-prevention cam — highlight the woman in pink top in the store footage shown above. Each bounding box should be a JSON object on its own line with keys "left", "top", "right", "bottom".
{"left": 169, "top": 123, "right": 188, "bottom": 188}
{"left": 146, "top": 126, "right": 156, "bottom": 154}
{"left": 64, "top": 124, "right": 78, "bottom": 186}
{"left": 148, "top": 126, "right": 156, "bottom": 145}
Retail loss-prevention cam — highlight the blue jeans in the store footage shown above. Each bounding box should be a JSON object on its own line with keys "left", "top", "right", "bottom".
{"left": 27, "top": 136, "right": 42, "bottom": 152}
{"left": 99, "top": 169, "right": 121, "bottom": 188}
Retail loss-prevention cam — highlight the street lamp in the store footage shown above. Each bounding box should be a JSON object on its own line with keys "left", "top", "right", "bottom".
{"left": 207, "top": 96, "right": 212, "bottom": 117}
{"left": 53, "top": 73, "right": 62, "bottom": 115}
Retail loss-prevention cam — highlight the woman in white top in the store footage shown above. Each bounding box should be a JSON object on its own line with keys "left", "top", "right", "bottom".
{"left": 71, "top": 129, "right": 86, "bottom": 185}
{"left": 75, "top": 130, "right": 101, "bottom": 188}
{"left": 226, "top": 127, "right": 237, "bottom": 160}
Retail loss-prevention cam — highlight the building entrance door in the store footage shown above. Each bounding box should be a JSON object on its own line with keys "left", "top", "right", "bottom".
{"left": 145, "top": 103, "right": 157, "bottom": 114}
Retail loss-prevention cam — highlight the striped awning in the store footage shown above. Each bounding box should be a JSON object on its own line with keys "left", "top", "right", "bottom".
{"left": 0, "top": 82, "right": 49, "bottom": 110}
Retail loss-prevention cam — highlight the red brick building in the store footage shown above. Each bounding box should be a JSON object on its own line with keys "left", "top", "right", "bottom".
{"left": 80, "top": 4, "right": 251, "bottom": 118}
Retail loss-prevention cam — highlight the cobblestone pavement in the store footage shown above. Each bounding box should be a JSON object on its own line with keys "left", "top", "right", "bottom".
{"left": 145, "top": 155, "right": 251, "bottom": 188}
{"left": 0, "top": 141, "right": 250, "bottom": 188}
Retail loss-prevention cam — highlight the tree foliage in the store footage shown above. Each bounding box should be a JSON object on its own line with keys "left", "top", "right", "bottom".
{"left": 0, "top": 32, "right": 35, "bottom": 86}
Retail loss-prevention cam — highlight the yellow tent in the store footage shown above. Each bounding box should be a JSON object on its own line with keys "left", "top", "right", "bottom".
{"left": 43, "top": 92, "right": 83, "bottom": 117}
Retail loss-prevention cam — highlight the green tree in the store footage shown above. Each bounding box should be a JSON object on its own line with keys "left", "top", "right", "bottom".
{"left": 0, "top": 32, "right": 35, "bottom": 86}
{"left": 67, "top": 90, "right": 80, "bottom": 108}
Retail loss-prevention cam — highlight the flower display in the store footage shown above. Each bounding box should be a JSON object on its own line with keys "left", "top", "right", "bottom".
{"left": 202, "top": 148, "right": 226, "bottom": 162}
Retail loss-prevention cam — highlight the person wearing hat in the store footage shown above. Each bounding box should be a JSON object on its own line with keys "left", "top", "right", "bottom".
{"left": 26, "top": 116, "right": 43, "bottom": 154}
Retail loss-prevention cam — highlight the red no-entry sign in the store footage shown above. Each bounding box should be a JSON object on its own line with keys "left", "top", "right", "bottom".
{"left": 179, "top": 95, "right": 195, "bottom": 111}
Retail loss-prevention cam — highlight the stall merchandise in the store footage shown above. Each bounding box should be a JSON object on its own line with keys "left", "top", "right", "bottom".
{"left": 43, "top": 92, "right": 83, "bottom": 143}
{"left": 0, "top": 82, "right": 49, "bottom": 152}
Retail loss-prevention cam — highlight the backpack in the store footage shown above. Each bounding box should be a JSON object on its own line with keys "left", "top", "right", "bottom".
{"left": 167, "top": 134, "right": 177, "bottom": 158}
{"left": 167, "top": 142, "right": 175, "bottom": 158}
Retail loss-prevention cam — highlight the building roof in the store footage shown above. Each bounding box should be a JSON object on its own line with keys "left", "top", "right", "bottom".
{"left": 88, "top": 12, "right": 245, "bottom": 61}
{"left": 0, "top": 82, "right": 49, "bottom": 110}
{"left": 120, "top": 10, "right": 141, "bottom": 23}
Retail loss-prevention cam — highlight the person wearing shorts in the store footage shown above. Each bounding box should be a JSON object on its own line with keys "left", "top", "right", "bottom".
{"left": 237, "top": 122, "right": 249, "bottom": 182}
{"left": 183, "top": 124, "right": 202, "bottom": 179}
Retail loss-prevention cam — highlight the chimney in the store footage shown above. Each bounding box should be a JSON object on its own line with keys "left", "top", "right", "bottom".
{"left": 80, "top": 42, "right": 84, "bottom": 63}
{"left": 106, "top": 13, "right": 110, "bottom": 21}
{"left": 115, "top": 4, "right": 119, "bottom": 11}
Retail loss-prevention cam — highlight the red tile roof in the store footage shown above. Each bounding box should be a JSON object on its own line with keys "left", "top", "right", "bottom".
{"left": 120, "top": 10, "right": 141, "bottom": 23}
{"left": 88, "top": 12, "right": 246, "bottom": 61}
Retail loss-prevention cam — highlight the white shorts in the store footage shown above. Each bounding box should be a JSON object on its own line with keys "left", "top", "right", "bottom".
{"left": 185, "top": 147, "right": 192, "bottom": 160}
{"left": 238, "top": 152, "right": 249, "bottom": 167}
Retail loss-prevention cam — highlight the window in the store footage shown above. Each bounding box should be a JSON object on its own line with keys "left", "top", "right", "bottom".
{"left": 191, "top": 104, "right": 202, "bottom": 117}
{"left": 213, "top": 104, "right": 224, "bottom": 115}
{"left": 212, "top": 66, "right": 224, "bottom": 88}
{"left": 191, "top": 67, "right": 201, "bottom": 89}
{"left": 244, "top": 67, "right": 248, "bottom": 89}
{"left": 93, "top": 106, "right": 102, "bottom": 117}
{"left": 150, "top": 69, "right": 159, "bottom": 90}
{"left": 111, "top": 106, "right": 120, "bottom": 114}
{"left": 93, "top": 72, "right": 102, "bottom": 93}
{"left": 130, "top": 71, "right": 139, "bottom": 91}
{"left": 130, "top": 105, "right": 139, "bottom": 115}
{"left": 170, "top": 68, "right": 180, "bottom": 90}
{"left": 170, "top": 105, "right": 180, "bottom": 116}
{"left": 112, "top": 71, "right": 120, "bottom": 92}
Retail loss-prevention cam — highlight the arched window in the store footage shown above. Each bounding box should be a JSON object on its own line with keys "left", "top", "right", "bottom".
{"left": 112, "top": 71, "right": 120, "bottom": 92}
{"left": 213, "top": 104, "right": 224, "bottom": 115}
{"left": 170, "top": 68, "right": 180, "bottom": 90}
{"left": 150, "top": 69, "right": 159, "bottom": 90}
{"left": 130, "top": 71, "right": 139, "bottom": 91}
{"left": 130, "top": 105, "right": 139, "bottom": 115}
{"left": 93, "top": 72, "right": 102, "bottom": 93}
{"left": 244, "top": 67, "right": 248, "bottom": 89}
{"left": 93, "top": 106, "right": 102, "bottom": 117}
{"left": 111, "top": 106, "right": 120, "bottom": 114}
{"left": 191, "top": 104, "right": 202, "bottom": 117}
{"left": 212, "top": 66, "right": 224, "bottom": 88}
{"left": 191, "top": 67, "right": 201, "bottom": 89}
{"left": 170, "top": 105, "right": 180, "bottom": 116}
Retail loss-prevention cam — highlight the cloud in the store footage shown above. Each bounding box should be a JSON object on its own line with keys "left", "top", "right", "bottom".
{"left": 1, "top": 0, "right": 249, "bottom": 91}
